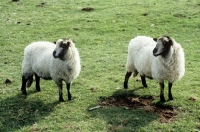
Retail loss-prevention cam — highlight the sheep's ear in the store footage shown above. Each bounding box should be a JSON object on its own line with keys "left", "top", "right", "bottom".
{"left": 168, "top": 38, "right": 173, "bottom": 45}
{"left": 53, "top": 41, "right": 56, "bottom": 44}
{"left": 67, "top": 41, "right": 70, "bottom": 47}
{"left": 153, "top": 38, "right": 157, "bottom": 42}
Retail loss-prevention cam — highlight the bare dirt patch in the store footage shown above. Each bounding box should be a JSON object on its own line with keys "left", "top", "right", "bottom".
{"left": 100, "top": 96, "right": 178, "bottom": 123}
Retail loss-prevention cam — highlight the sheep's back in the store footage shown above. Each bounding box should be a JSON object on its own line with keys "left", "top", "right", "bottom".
{"left": 127, "top": 36, "right": 156, "bottom": 76}
{"left": 22, "top": 42, "right": 55, "bottom": 78}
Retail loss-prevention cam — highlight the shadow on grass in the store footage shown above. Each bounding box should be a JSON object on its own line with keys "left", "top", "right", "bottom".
{"left": 88, "top": 88, "right": 160, "bottom": 131}
{"left": 0, "top": 92, "right": 59, "bottom": 132}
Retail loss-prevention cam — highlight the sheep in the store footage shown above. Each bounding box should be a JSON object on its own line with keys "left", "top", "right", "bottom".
{"left": 21, "top": 38, "right": 81, "bottom": 102}
{"left": 123, "top": 36, "right": 185, "bottom": 102}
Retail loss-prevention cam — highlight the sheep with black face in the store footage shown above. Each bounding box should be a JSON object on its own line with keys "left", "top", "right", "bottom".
{"left": 21, "top": 38, "right": 81, "bottom": 102}
{"left": 124, "top": 36, "right": 185, "bottom": 102}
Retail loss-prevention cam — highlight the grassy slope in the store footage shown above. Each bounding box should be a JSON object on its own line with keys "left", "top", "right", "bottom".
{"left": 0, "top": 0, "right": 200, "bottom": 131}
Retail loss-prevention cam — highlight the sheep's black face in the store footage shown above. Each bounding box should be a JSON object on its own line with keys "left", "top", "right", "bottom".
{"left": 153, "top": 36, "right": 172, "bottom": 57}
{"left": 53, "top": 38, "right": 71, "bottom": 60}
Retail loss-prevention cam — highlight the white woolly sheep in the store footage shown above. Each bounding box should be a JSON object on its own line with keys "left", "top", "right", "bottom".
{"left": 124, "top": 36, "right": 185, "bottom": 102}
{"left": 21, "top": 38, "right": 81, "bottom": 102}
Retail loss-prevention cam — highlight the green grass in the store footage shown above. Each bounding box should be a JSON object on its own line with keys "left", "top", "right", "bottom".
{"left": 0, "top": 0, "right": 200, "bottom": 131}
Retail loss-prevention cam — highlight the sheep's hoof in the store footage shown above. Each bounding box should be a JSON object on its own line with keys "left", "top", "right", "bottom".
{"left": 36, "top": 86, "right": 41, "bottom": 92}
{"left": 68, "top": 98, "right": 74, "bottom": 101}
{"left": 36, "top": 89, "right": 41, "bottom": 92}
{"left": 168, "top": 97, "right": 173, "bottom": 101}
{"left": 59, "top": 98, "right": 65, "bottom": 102}
{"left": 160, "top": 99, "right": 165, "bottom": 102}
{"left": 143, "top": 85, "right": 148, "bottom": 88}
{"left": 21, "top": 90, "right": 27, "bottom": 95}
{"left": 68, "top": 97, "right": 74, "bottom": 101}
{"left": 160, "top": 95, "right": 166, "bottom": 102}
{"left": 160, "top": 98, "right": 166, "bottom": 102}
{"left": 124, "top": 82, "right": 128, "bottom": 89}
{"left": 168, "top": 94, "right": 173, "bottom": 100}
{"left": 141, "top": 82, "right": 147, "bottom": 88}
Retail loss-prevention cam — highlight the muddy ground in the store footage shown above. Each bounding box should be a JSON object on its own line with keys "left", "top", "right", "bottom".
{"left": 100, "top": 96, "right": 178, "bottom": 123}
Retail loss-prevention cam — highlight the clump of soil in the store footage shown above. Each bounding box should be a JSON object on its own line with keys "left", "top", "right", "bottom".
{"left": 36, "top": 2, "right": 46, "bottom": 7}
{"left": 5, "top": 78, "right": 12, "bottom": 84}
{"left": 82, "top": 7, "right": 94, "bottom": 12}
{"left": 100, "top": 96, "right": 178, "bottom": 123}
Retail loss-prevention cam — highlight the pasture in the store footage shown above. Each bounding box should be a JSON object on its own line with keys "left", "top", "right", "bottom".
{"left": 0, "top": 0, "right": 200, "bottom": 131}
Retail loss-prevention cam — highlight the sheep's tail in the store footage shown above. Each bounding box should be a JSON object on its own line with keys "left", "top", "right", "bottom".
{"left": 126, "top": 56, "right": 138, "bottom": 78}
{"left": 26, "top": 75, "right": 33, "bottom": 88}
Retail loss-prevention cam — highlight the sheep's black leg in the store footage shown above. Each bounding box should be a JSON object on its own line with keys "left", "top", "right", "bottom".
{"left": 168, "top": 83, "right": 173, "bottom": 100}
{"left": 57, "top": 81, "right": 64, "bottom": 102}
{"left": 124, "top": 72, "right": 132, "bottom": 89}
{"left": 21, "top": 75, "right": 28, "bottom": 95}
{"left": 35, "top": 74, "right": 41, "bottom": 92}
{"left": 140, "top": 75, "right": 147, "bottom": 88}
{"left": 67, "top": 83, "right": 72, "bottom": 100}
{"left": 159, "top": 82, "right": 165, "bottom": 102}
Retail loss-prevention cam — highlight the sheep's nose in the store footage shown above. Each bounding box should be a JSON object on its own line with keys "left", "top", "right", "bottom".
{"left": 153, "top": 48, "right": 157, "bottom": 53}
{"left": 153, "top": 48, "right": 158, "bottom": 56}
{"left": 53, "top": 51, "right": 59, "bottom": 58}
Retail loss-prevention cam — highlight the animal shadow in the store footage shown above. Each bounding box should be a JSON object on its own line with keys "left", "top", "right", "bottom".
{"left": 0, "top": 93, "right": 59, "bottom": 131}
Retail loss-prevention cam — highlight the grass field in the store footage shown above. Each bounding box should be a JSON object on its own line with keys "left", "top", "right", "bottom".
{"left": 0, "top": 0, "right": 200, "bottom": 131}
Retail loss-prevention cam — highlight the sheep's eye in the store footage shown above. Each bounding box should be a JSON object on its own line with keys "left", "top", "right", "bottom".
{"left": 59, "top": 42, "right": 66, "bottom": 48}
{"left": 163, "top": 41, "right": 167, "bottom": 46}
{"left": 62, "top": 44, "right": 67, "bottom": 48}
